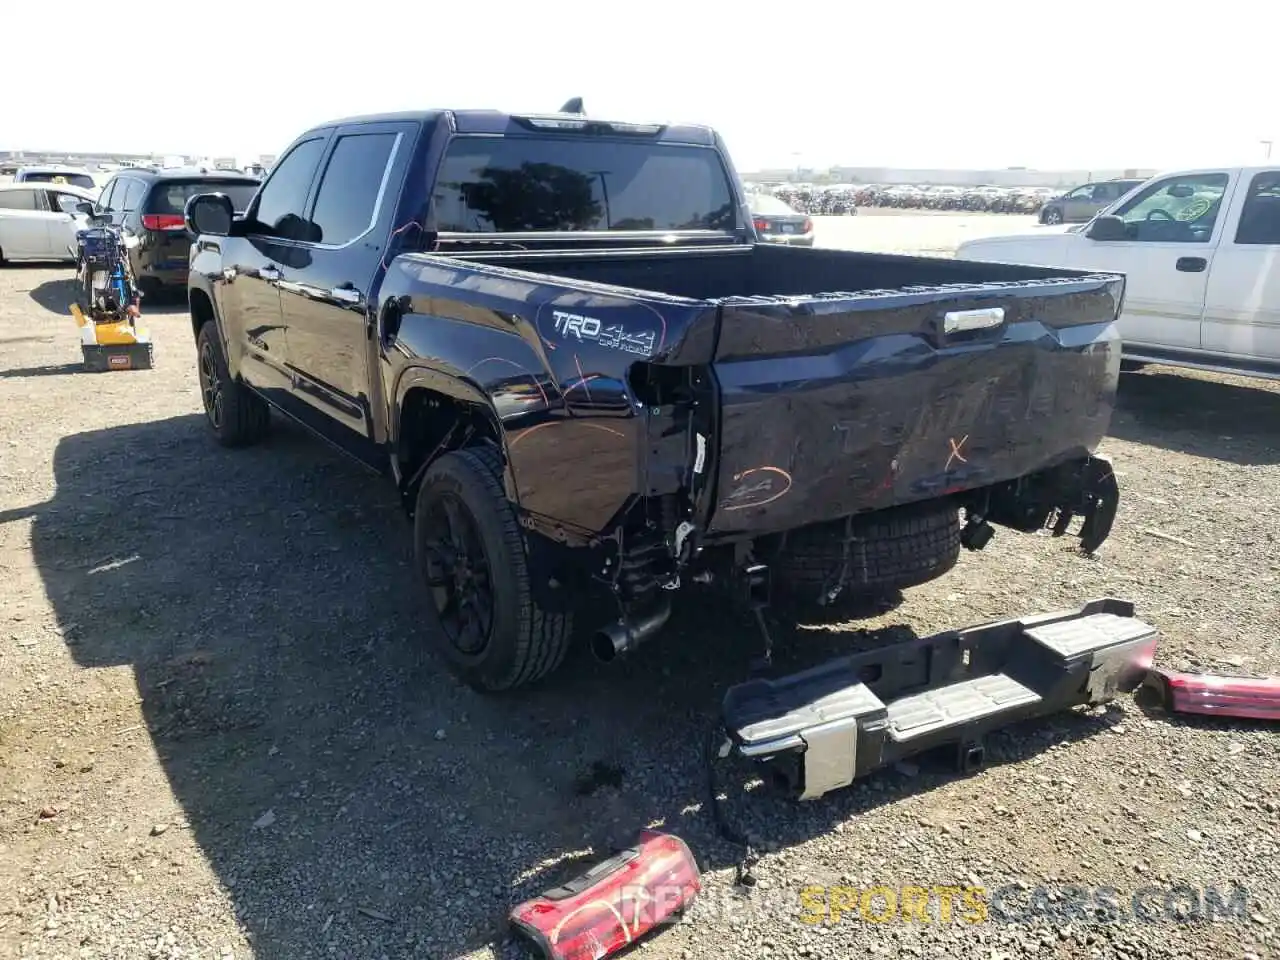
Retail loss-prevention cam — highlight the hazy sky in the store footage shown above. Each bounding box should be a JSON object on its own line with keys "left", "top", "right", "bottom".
{"left": 7, "top": 0, "right": 1275, "bottom": 172}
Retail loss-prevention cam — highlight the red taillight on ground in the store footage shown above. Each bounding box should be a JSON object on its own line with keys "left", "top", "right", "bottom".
{"left": 1145, "top": 668, "right": 1280, "bottom": 721}
{"left": 141, "top": 214, "right": 186, "bottom": 231}
{"left": 509, "top": 830, "right": 701, "bottom": 960}
{"left": 802, "top": 217, "right": 813, "bottom": 233}
{"left": 753, "top": 218, "right": 770, "bottom": 233}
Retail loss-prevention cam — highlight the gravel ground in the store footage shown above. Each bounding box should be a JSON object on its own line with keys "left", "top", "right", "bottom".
{"left": 1, "top": 221, "right": 1278, "bottom": 960}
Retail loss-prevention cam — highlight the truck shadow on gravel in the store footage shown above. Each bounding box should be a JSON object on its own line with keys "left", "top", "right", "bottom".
{"left": 15, "top": 413, "right": 1115, "bottom": 959}
{"left": 1112, "top": 369, "right": 1280, "bottom": 465}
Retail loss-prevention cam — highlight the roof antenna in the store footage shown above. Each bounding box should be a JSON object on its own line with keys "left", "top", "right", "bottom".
{"left": 559, "top": 97, "right": 585, "bottom": 115}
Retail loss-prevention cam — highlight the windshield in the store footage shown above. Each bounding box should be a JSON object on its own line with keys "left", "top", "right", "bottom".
{"left": 21, "top": 171, "right": 96, "bottom": 190}
{"left": 748, "top": 193, "right": 798, "bottom": 215}
{"left": 434, "top": 136, "right": 736, "bottom": 232}
{"left": 147, "top": 180, "right": 259, "bottom": 214}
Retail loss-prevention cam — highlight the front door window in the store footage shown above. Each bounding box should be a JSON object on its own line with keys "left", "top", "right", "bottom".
{"left": 1110, "top": 173, "right": 1229, "bottom": 243}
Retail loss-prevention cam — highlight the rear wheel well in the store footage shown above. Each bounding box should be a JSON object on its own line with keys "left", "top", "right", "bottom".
{"left": 190, "top": 288, "right": 214, "bottom": 342}
{"left": 397, "top": 387, "right": 503, "bottom": 510}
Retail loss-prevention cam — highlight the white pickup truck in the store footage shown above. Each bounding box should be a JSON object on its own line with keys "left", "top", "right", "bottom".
{"left": 957, "top": 166, "right": 1280, "bottom": 380}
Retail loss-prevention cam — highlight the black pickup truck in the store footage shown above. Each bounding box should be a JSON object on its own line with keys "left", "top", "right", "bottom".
{"left": 185, "top": 103, "right": 1124, "bottom": 692}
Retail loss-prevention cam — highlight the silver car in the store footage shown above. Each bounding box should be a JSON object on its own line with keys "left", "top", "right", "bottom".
{"left": 1039, "top": 179, "right": 1144, "bottom": 225}
{"left": 748, "top": 193, "right": 815, "bottom": 246}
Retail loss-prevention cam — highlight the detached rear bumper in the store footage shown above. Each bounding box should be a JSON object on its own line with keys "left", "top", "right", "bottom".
{"left": 722, "top": 598, "right": 1157, "bottom": 801}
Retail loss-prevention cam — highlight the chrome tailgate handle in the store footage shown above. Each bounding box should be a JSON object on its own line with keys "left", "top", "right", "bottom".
{"left": 944, "top": 306, "right": 1005, "bottom": 334}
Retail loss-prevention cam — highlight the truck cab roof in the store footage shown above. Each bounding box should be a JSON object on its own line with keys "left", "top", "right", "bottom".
{"left": 299, "top": 109, "right": 719, "bottom": 146}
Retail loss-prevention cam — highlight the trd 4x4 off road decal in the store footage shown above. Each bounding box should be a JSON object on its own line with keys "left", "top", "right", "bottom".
{"left": 551, "top": 310, "right": 656, "bottom": 356}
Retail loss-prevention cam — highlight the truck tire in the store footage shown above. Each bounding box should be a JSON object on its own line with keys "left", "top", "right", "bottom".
{"left": 770, "top": 501, "right": 962, "bottom": 610}
{"left": 413, "top": 445, "right": 573, "bottom": 692}
{"left": 196, "top": 322, "right": 270, "bottom": 447}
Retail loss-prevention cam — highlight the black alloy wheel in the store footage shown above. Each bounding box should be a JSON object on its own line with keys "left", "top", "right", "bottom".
{"left": 419, "top": 491, "right": 495, "bottom": 656}
{"left": 199, "top": 338, "right": 223, "bottom": 430}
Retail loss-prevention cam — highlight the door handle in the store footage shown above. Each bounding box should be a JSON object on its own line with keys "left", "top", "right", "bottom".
{"left": 329, "top": 286, "right": 362, "bottom": 304}
{"left": 259, "top": 265, "right": 281, "bottom": 281}
{"left": 1176, "top": 257, "right": 1207, "bottom": 273}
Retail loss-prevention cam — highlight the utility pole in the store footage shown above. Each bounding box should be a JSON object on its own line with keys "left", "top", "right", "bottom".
{"left": 1262, "top": 141, "right": 1273, "bottom": 160}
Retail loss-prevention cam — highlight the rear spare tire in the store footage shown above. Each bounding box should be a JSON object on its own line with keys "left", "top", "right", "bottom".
{"left": 770, "top": 501, "right": 962, "bottom": 610}
{"left": 413, "top": 445, "right": 573, "bottom": 692}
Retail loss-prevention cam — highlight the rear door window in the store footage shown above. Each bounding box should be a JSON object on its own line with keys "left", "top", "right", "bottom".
{"left": 434, "top": 136, "right": 735, "bottom": 232}
{"left": 1234, "top": 171, "right": 1280, "bottom": 245}
{"left": 0, "top": 189, "right": 39, "bottom": 211}
{"left": 308, "top": 132, "right": 399, "bottom": 245}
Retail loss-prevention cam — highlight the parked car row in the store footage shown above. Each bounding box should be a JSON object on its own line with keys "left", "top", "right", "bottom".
{"left": 0, "top": 165, "right": 260, "bottom": 298}
{"left": 856, "top": 184, "right": 1055, "bottom": 214}
{"left": 747, "top": 183, "right": 1057, "bottom": 216}
{"left": 743, "top": 180, "right": 1150, "bottom": 223}
{"left": 746, "top": 186, "right": 859, "bottom": 216}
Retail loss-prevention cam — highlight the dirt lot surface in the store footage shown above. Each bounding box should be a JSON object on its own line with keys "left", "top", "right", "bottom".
{"left": 1, "top": 231, "right": 1278, "bottom": 960}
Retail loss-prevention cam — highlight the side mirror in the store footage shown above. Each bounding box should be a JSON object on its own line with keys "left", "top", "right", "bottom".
{"left": 1167, "top": 184, "right": 1195, "bottom": 199}
{"left": 1086, "top": 214, "right": 1129, "bottom": 242}
{"left": 75, "top": 201, "right": 96, "bottom": 216}
{"left": 186, "top": 193, "right": 234, "bottom": 237}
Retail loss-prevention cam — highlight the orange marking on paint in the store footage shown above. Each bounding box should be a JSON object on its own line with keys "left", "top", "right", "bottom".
{"left": 946, "top": 435, "right": 969, "bottom": 471}
{"left": 722, "top": 465, "right": 794, "bottom": 510}
{"left": 508, "top": 420, "right": 626, "bottom": 449}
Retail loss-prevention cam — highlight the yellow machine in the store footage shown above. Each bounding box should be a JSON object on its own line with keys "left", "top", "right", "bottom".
{"left": 70, "top": 302, "right": 154, "bottom": 371}
{"left": 68, "top": 217, "right": 154, "bottom": 371}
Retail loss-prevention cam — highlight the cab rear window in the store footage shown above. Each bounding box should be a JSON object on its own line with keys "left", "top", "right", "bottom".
{"left": 433, "top": 137, "right": 736, "bottom": 233}
{"left": 146, "top": 180, "right": 259, "bottom": 215}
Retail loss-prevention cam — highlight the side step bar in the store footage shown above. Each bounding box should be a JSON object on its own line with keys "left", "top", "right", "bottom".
{"left": 722, "top": 598, "right": 1157, "bottom": 801}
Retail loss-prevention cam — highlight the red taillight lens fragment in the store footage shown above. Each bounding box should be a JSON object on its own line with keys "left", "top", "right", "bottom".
{"left": 509, "top": 830, "right": 701, "bottom": 960}
{"left": 141, "top": 214, "right": 186, "bottom": 231}
{"left": 1148, "top": 668, "right": 1280, "bottom": 721}
{"left": 802, "top": 218, "right": 813, "bottom": 233}
{"left": 753, "top": 218, "right": 770, "bottom": 233}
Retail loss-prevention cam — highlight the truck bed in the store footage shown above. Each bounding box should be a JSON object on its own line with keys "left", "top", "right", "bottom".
{"left": 457, "top": 241, "right": 1087, "bottom": 301}
{"left": 391, "top": 242, "right": 1123, "bottom": 538}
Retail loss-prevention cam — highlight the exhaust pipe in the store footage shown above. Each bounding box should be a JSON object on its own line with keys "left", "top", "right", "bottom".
{"left": 591, "top": 599, "right": 672, "bottom": 663}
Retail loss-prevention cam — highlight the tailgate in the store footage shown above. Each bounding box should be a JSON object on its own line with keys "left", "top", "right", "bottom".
{"left": 704, "top": 276, "right": 1124, "bottom": 535}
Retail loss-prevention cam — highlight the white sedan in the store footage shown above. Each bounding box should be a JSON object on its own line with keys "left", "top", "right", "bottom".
{"left": 0, "top": 182, "right": 98, "bottom": 264}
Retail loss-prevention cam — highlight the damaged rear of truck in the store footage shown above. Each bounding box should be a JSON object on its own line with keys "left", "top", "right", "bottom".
{"left": 379, "top": 224, "right": 1124, "bottom": 693}
{"left": 188, "top": 106, "right": 1124, "bottom": 693}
